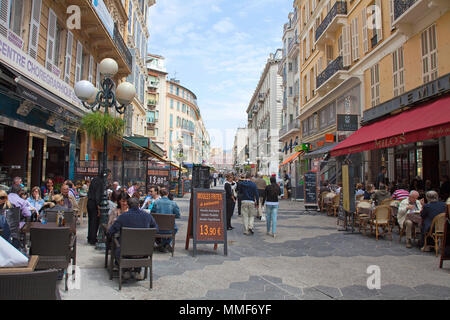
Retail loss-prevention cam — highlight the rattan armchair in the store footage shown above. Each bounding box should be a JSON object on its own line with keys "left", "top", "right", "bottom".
{"left": 152, "top": 214, "right": 176, "bottom": 257}
{"left": 0, "top": 269, "right": 60, "bottom": 300}
{"left": 423, "top": 212, "right": 446, "bottom": 256}
{"left": 327, "top": 194, "right": 340, "bottom": 217}
{"left": 29, "top": 227, "right": 71, "bottom": 291}
{"left": 110, "top": 227, "right": 157, "bottom": 290}
{"left": 371, "top": 205, "right": 392, "bottom": 240}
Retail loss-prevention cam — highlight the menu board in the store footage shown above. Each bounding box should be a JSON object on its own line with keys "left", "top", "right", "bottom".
{"left": 192, "top": 189, "right": 227, "bottom": 256}
{"left": 147, "top": 168, "right": 170, "bottom": 187}
{"left": 304, "top": 171, "right": 318, "bottom": 207}
{"left": 192, "top": 165, "right": 210, "bottom": 189}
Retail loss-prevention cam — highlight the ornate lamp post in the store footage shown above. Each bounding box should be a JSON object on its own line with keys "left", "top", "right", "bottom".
{"left": 74, "top": 58, "right": 135, "bottom": 250}
{"left": 175, "top": 138, "right": 185, "bottom": 198}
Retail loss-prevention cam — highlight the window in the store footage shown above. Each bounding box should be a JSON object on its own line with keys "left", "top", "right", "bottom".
{"left": 28, "top": 0, "right": 42, "bottom": 59}
{"left": 370, "top": 63, "right": 380, "bottom": 107}
{"left": 421, "top": 24, "right": 437, "bottom": 83}
{"left": 170, "top": 84, "right": 173, "bottom": 94}
{"left": 392, "top": 46, "right": 404, "bottom": 97}
{"left": 338, "top": 33, "right": 343, "bottom": 57}
{"left": 288, "top": 62, "right": 293, "bottom": 72}
{"left": 177, "top": 101, "right": 180, "bottom": 111}
{"left": 64, "top": 31, "right": 73, "bottom": 84}
{"left": 9, "top": 0, "right": 24, "bottom": 36}
{"left": 326, "top": 45, "right": 333, "bottom": 64}
{"left": 170, "top": 114, "right": 173, "bottom": 128}
{"left": 176, "top": 87, "right": 179, "bottom": 96}
{"left": 75, "top": 41, "right": 83, "bottom": 83}
{"left": 170, "top": 98, "right": 174, "bottom": 108}
{"left": 343, "top": 25, "right": 351, "bottom": 67}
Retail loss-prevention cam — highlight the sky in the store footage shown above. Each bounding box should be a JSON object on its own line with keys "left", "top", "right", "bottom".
{"left": 147, "top": 0, "right": 294, "bottom": 151}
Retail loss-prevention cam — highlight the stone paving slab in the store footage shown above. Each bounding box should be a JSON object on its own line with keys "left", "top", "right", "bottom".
{"left": 60, "top": 195, "right": 450, "bottom": 300}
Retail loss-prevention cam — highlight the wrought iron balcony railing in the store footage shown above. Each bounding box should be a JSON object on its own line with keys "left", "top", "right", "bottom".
{"left": 316, "top": 56, "right": 345, "bottom": 89}
{"left": 113, "top": 23, "right": 132, "bottom": 70}
{"left": 394, "top": 0, "right": 417, "bottom": 21}
{"left": 315, "top": 1, "right": 347, "bottom": 42}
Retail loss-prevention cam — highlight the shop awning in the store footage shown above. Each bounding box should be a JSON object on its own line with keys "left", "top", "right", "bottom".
{"left": 330, "top": 95, "right": 450, "bottom": 157}
{"left": 304, "top": 142, "right": 339, "bottom": 159}
{"left": 280, "top": 151, "right": 304, "bottom": 167}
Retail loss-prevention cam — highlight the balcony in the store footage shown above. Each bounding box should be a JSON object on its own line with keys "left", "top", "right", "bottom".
{"left": 316, "top": 56, "right": 349, "bottom": 96}
{"left": 393, "top": 0, "right": 449, "bottom": 33}
{"left": 258, "top": 93, "right": 265, "bottom": 102}
{"left": 315, "top": 1, "right": 347, "bottom": 47}
{"left": 287, "top": 38, "right": 299, "bottom": 58}
{"left": 279, "top": 120, "right": 300, "bottom": 140}
{"left": 71, "top": 0, "right": 132, "bottom": 76}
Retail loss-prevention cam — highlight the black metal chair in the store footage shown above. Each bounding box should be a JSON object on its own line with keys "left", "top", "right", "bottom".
{"left": 110, "top": 227, "right": 156, "bottom": 290}
{"left": 152, "top": 214, "right": 176, "bottom": 257}
{"left": 0, "top": 269, "right": 60, "bottom": 300}
{"left": 30, "top": 227, "right": 71, "bottom": 291}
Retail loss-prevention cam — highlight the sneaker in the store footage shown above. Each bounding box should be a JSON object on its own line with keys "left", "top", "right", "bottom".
{"left": 272, "top": 233, "right": 276, "bottom": 238}
{"left": 249, "top": 228, "right": 254, "bottom": 235}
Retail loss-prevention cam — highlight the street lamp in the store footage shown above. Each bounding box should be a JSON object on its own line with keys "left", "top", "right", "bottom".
{"left": 175, "top": 138, "right": 185, "bottom": 198}
{"left": 74, "top": 58, "right": 135, "bottom": 250}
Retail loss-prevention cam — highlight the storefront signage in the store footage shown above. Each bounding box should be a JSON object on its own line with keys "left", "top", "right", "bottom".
{"left": 325, "top": 134, "right": 335, "bottom": 143}
{"left": 92, "top": 0, "right": 114, "bottom": 38}
{"left": 337, "top": 114, "right": 358, "bottom": 131}
{"left": 192, "top": 189, "right": 227, "bottom": 257}
{"left": 0, "top": 34, "right": 81, "bottom": 109}
{"left": 363, "top": 73, "right": 450, "bottom": 123}
{"left": 147, "top": 168, "right": 170, "bottom": 187}
{"left": 8, "top": 31, "right": 23, "bottom": 50}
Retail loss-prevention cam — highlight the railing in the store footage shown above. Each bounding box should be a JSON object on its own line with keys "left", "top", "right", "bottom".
{"left": 316, "top": 56, "right": 345, "bottom": 89}
{"left": 113, "top": 23, "right": 132, "bottom": 70}
{"left": 279, "top": 125, "right": 287, "bottom": 137}
{"left": 315, "top": 1, "right": 347, "bottom": 42}
{"left": 287, "top": 120, "right": 300, "bottom": 131}
{"left": 394, "top": 0, "right": 417, "bottom": 21}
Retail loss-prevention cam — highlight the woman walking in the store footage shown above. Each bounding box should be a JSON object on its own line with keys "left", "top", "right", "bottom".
{"left": 262, "top": 176, "right": 281, "bottom": 237}
{"left": 224, "top": 174, "right": 236, "bottom": 230}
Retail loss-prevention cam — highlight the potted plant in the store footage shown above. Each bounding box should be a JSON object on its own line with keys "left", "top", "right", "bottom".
{"left": 80, "top": 112, "right": 124, "bottom": 141}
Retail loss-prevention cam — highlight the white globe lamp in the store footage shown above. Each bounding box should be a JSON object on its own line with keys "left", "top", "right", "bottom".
{"left": 116, "top": 81, "right": 136, "bottom": 105}
{"left": 74, "top": 80, "right": 95, "bottom": 102}
{"left": 99, "top": 58, "right": 118, "bottom": 77}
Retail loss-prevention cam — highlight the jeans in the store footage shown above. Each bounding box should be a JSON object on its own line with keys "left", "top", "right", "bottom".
{"left": 266, "top": 204, "right": 278, "bottom": 234}
{"left": 157, "top": 226, "right": 178, "bottom": 246}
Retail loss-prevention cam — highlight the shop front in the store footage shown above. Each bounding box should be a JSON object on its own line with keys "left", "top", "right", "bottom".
{"left": 331, "top": 76, "right": 450, "bottom": 194}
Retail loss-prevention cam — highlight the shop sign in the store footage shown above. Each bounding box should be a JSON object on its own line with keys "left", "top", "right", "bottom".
{"left": 337, "top": 114, "right": 358, "bottom": 131}
{"left": 325, "top": 134, "right": 335, "bottom": 143}
{"left": 92, "top": 0, "right": 114, "bottom": 38}
{"left": 317, "top": 141, "right": 325, "bottom": 147}
{"left": 0, "top": 34, "right": 81, "bottom": 108}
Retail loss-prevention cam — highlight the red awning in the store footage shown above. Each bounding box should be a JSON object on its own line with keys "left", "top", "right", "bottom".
{"left": 330, "top": 95, "right": 450, "bottom": 157}
{"left": 280, "top": 151, "right": 304, "bottom": 167}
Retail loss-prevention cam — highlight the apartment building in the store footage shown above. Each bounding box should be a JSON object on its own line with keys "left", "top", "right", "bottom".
{"left": 232, "top": 127, "right": 249, "bottom": 173}
{"left": 165, "top": 79, "right": 210, "bottom": 165}
{"left": 246, "top": 50, "right": 283, "bottom": 176}
{"left": 0, "top": 0, "right": 134, "bottom": 188}
{"left": 294, "top": 0, "right": 450, "bottom": 188}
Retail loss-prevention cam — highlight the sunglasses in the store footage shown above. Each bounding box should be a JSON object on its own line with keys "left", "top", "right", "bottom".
{"left": 0, "top": 196, "right": 7, "bottom": 200}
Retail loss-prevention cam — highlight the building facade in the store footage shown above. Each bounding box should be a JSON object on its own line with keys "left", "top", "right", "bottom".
{"left": 0, "top": 0, "right": 135, "bottom": 189}
{"left": 246, "top": 50, "right": 283, "bottom": 176}
{"left": 146, "top": 53, "right": 167, "bottom": 150}
{"left": 232, "top": 127, "right": 249, "bottom": 173}
{"left": 165, "top": 79, "right": 210, "bottom": 166}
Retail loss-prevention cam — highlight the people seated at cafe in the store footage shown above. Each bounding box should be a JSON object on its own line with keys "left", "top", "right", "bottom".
{"left": 141, "top": 186, "right": 160, "bottom": 212}
{"left": 60, "top": 184, "right": 79, "bottom": 213}
{"left": 363, "top": 184, "right": 375, "bottom": 200}
{"left": 107, "top": 197, "right": 158, "bottom": 280}
{"left": 392, "top": 184, "right": 410, "bottom": 201}
{"left": 397, "top": 190, "right": 423, "bottom": 248}
{"left": 355, "top": 183, "right": 365, "bottom": 197}
{"left": 127, "top": 182, "right": 140, "bottom": 197}
{"left": 371, "top": 183, "right": 391, "bottom": 206}
{"left": 41, "top": 178, "right": 55, "bottom": 201}
{"left": 151, "top": 188, "right": 180, "bottom": 253}
{"left": 107, "top": 191, "right": 129, "bottom": 230}
{"left": 8, "top": 184, "right": 32, "bottom": 225}
{"left": 64, "top": 180, "right": 79, "bottom": 201}
{"left": 27, "top": 186, "right": 45, "bottom": 219}
{"left": 320, "top": 181, "right": 330, "bottom": 194}
{"left": 420, "top": 190, "right": 446, "bottom": 252}
{"left": 51, "top": 194, "right": 67, "bottom": 211}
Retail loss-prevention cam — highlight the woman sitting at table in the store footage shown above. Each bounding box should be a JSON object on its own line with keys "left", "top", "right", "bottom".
{"left": 27, "top": 187, "right": 45, "bottom": 219}
{"left": 420, "top": 190, "right": 446, "bottom": 251}
{"left": 107, "top": 191, "right": 129, "bottom": 230}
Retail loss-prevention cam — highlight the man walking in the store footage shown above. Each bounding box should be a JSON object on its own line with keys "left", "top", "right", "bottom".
{"left": 375, "top": 166, "right": 387, "bottom": 189}
{"left": 87, "top": 169, "right": 111, "bottom": 245}
{"left": 255, "top": 174, "right": 268, "bottom": 221}
{"left": 237, "top": 173, "right": 259, "bottom": 235}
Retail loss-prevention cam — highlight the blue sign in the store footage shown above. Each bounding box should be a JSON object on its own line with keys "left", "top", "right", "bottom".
{"left": 92, "top": 0, "right": 114, "bottom": 38}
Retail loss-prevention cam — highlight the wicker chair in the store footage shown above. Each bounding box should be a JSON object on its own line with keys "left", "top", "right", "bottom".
{"left": 371, "top": 205, "right": 392, "bottom": 240}
{"left": 356, "top": 201, "right": 372, "bottom": 234}
{"left": 327, "top": 194, "right": 340, "bottom": 217}
{"left": 0, "top": 269, "right": 60, "bottom": 300}
{"left": 381, "top": 198, "right": 393, "bottom": 206}
{"left": 30, "top": 227, "right": 71, "bottom": 291}
{"left": 110, "top": 227, "right": 157, "bottom": 290}
{"left": 423, "top": 213, "right": 446, "bottom": 256}
{"left": 152, "top": 214, "right": 176, "bottom": 257}
{"left": 77, "top": 197, "right": 88, "bottom": 224}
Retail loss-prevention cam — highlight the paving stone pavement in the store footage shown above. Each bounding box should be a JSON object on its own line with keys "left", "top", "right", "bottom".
{"left": 60, "top": 188, "right": 450, "bottom": 300}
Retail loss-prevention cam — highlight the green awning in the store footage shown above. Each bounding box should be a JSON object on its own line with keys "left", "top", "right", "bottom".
{"left": 123, "top": 136, "right": 165, "bottom": 158}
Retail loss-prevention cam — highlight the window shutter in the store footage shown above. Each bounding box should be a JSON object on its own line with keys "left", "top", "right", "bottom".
{"left": 0, "top": 0, "right": 10, "bottom": 37}
{"left": 306, "top": 32, "right": 310, "bottom": 59}
{"left": 353, "top": 18, "right": 359, "bottom": 61}
{"left": 28, "top": 0, "right": 41, "bottom": 59}
{"left": 375, "top": 0, "right": 383, "bottom": 41}
{"left": 141, "top": 34, "right": 146, "bottom": 63}
{"left": 46, "top": 9, "right": 57, "bottom": 72}
{"left": 75, "top": 41, "right": 83, "bottom": 83}
{"left": 88, "top": 55, "right": 94, "bottom": 83}
{"left": 306, "top": 72, "right": 310, "bottom": 102}
{"left": 343, "top": 25, "right": 351, "bottom": 67}
{"left": 64, "top": 31, "right": 73, "bottom": 84}
{"left": 362, "top": 9, "right": 368, "bottom": 53}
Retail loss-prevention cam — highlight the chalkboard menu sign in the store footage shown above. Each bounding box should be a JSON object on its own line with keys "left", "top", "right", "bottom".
{"left": 147, "top": 168, "right": 170, "bottom": 187}
{"left": 192, "top": 189, "right": 227, "bottom": 256}
{"left": 304, "top": 171, "right": 318, "bottom": 207}
{"left": 192, "top": 165, "right": 210, "bottom": 189}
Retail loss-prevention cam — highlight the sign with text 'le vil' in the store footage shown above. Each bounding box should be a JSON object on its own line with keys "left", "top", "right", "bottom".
{"left": 192, "top": 189, "right": 227, "bottom": 256}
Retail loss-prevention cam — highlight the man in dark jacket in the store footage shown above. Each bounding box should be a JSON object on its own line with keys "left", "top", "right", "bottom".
{"left": 151, "top": 188, "right": 180, "bottom": 252}
{"left": 87, "top": 169, "right": 111, "bottom": 245}
{"left": 108, "top": 197, "right": 158, "bottom": 279}
{"left": 421, "top": 190, "right": 446, "bottom": 250}
{"left": 237, "top": 173, "right": 259, "bottom": 235}
{"left": 375, "top": 166, "right": 387, "bottom": 189}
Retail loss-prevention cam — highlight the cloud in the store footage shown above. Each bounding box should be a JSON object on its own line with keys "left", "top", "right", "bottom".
{"left": 212, "top": 17, "right": 235, "bottom": 34}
